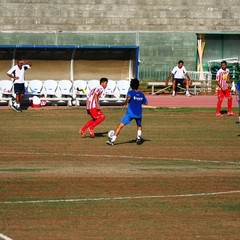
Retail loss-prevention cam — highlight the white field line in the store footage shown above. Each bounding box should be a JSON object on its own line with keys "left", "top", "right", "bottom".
{"left": 0, "top": 233, "right": 13, "bottom": 240}
{"left": 0, "top": 151, "right": 239, "bottom": 165}
{"left": 1, "top": 190, "right": 240, "bottom": 205}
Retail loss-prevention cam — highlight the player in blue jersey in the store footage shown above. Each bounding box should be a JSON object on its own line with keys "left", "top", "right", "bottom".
{"left": 235, "top": 80, "right": 240, "bottom": 124}
{"left": 106, "top": 78, "right": 148, "bottom": 145}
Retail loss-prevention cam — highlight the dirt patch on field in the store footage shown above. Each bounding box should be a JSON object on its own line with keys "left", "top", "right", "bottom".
{"left": 0, "top": 108, "right": 240, "bottom": 239}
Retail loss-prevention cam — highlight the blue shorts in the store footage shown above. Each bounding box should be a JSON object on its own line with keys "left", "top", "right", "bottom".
{"left": 121, "top": 113, "right": 142, "bottom": 126}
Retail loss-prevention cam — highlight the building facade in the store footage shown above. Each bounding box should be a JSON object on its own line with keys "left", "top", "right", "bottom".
{"left": 0, "top": 0, "right": 239, "bottom": 80}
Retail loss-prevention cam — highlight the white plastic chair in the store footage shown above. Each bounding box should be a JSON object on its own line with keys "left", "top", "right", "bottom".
{"left": 73, "top": 80, "right": 88, "bottom": 106}
{"left": 58, "top": 80, "right": 73, "bottom": 96}
{"left": 87, "top": 80, "right": 99, "bottom": 91}
{"left": 105, "top": 80, "right": 117, "bottom": 98}
{"left": 116, "top": 80, "right": 130, "bottom": 98}
{"left": 73, "top": 80, "right": 88, "bottom": 95}
{"left": 58, "top": 80, "right": 73, "bottom": 106}
{"left": 43, "top": 80, "right": 59, "bottom": 97}
{"left": 0, "top": 80, "right": 13, "bottom": 95}
{"left": 28, "top": 80, "right": 43, "bottom": 96}
{"left": 0, "top": 80, "right": 13, "bottom": 105}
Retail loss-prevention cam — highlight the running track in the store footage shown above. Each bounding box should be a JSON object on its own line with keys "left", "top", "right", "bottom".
{"left": 147, "top": 94, "right": 238, "bottom": 108}
{"left": 0, "top": 94, "right": 238, "bottom": 109}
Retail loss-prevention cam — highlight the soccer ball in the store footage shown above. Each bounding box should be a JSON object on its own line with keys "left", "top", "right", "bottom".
{"left": 108, "top": 130, "right": 115, "bottom": 138}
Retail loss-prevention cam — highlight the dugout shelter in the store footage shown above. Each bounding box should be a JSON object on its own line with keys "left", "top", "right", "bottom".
{"left": 0, "top": 45, "right": 139, "bottom": 81}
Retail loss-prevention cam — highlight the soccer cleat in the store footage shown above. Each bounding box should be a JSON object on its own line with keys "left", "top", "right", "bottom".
{"left": 10, "top": 104, "right": 16, "bottom": 111}
{"left": 87, "top": 127, "right": 95, "bottom": 137}
{"left": 216, "top": 112, "right": 223, "bottom": 117}
{"left": 11, "top": 104, "right": 21, "bottom": 112}
{"left": 106, "top": 140, "right": 114, "bottom": 146}
{"left": 185, "top": 93, "right": 191, "bottom": 97}
{"left": 136, "top": 137, "right": 144, "bottom": 145}
{"left": 79, "top": 129, "right": 86, "bottom": 137}
{"left": 227, "top": 112, "right": 234, "bottom": 116}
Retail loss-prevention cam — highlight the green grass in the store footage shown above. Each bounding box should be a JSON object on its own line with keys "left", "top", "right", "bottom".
{"left": 0, "top": 107, "right": 240, "bottom": 240}
{"left": 0, "top": 168, "right": 48, "bottom": 172}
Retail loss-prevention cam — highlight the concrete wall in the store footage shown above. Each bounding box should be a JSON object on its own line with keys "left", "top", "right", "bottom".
{"left": 0, "top": 0, "right": 239, "bottom": 80}
{"left": 0, "top": 0, "right": 239, "bottom": 32}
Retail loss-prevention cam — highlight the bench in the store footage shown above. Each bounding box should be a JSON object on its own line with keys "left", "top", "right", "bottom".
{"left": 147, "top": 81, "right": 171, "bottom": 95}
{"left": 148, "top": 81, "right": 202, "bottom": 95}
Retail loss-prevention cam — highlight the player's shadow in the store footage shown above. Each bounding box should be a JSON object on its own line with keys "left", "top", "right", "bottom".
{"left": 236, "top": 122, "right": 240, "bottom": 137}
{"left": 114, "top": 138, "right": 150, "bottom": 145}
{"left": 220, "top": 110, "right": 228, "bottom": 114}
{"left": 95, "top": 132, "right": 109, "bottom": 138}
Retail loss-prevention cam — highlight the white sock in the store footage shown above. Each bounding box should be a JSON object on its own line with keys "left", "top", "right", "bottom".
{"left": 172, "top": 91, "right": 175, "bottom": 95}
{"left": 238, "top": 116, "right": 240, "bottom": 122}
{"left": 17, "top": 103, "right": 20, "bottom": 108}
{"left": 13, "top": 101, "right": 17, "bottom": 107}
{"left": 111, "top": 135, "right": 117, "bottom": 142}
{"left": 186, "top": 91, "right": 190, "bottom": 94}
{"left": 137, "top": 130, "right": 142, "bottom": 138}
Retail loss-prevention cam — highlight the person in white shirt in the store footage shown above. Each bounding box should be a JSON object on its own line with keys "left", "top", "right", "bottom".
{"left": 166, "top": 60, "right": 192, "bottom": 97}
{"left": 7, "top": 59, "right": 32, "bottom": 112}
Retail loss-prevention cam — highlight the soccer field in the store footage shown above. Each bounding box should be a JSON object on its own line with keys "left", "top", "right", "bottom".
{"left": 0, "top": 107, "right": 240, "bottom": 240}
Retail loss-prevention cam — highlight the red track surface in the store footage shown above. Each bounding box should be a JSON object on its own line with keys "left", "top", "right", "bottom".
{"left": 147, "top": 94, "right": 238, "bottom": 108}
{"left": 0, "top": 94, "right": 238, "bottom": 109}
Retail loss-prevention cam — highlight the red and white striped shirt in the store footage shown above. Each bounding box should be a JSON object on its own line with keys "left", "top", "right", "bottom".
{"left": 86, "top": 85, "right": 105, "bottom": 109}
{"left": 216, "top": 68, "right": 230, "bottom": 91}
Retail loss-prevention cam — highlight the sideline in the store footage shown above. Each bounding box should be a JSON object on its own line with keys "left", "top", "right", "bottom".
{"left": 0, "top": 234, "right": 13, "bottom": 240}
{"left": 0, "top": 151, "right": 239, "bottom": 165}
{"left": 1, "top": 190, "right": 240, "bottom": 205}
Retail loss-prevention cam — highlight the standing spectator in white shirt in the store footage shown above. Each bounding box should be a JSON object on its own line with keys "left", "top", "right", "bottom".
{"left": 7, "top": 59, "right": 32, "bottom": 112}
{"left": 166, "top": 60, "right": 192, "bottom": 97}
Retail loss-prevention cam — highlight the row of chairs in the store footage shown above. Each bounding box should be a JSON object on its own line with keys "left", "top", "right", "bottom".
{"left": 0, "top": 79, "right": 130, "bottom": 106}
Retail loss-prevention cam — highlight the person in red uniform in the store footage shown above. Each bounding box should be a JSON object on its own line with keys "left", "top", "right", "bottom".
{"left": 79, "top": 77, "right": 108, "bottom": 137}
{"left": 215, "top": 61, "right": 233, "bottom": 116}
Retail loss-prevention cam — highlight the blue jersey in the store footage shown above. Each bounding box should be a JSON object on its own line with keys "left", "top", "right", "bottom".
{"left": 236, "top": 80, "right": 240, "bottom": 96}
{"left": 126, "top": 90, "right": 147, "bottom": 118}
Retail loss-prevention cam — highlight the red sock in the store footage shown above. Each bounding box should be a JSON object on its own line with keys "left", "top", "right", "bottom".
{"left": 227, "top": 98, "right": 232, "bottom": 113}
{"left": 216, "top": 99, "right": 223, "bottom": 113}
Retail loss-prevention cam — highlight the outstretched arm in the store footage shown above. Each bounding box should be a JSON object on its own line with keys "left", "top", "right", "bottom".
{"left": 23, "top": 60, "right": 32, "bottom": 67}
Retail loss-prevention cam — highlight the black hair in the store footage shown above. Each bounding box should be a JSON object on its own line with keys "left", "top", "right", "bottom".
{"left": 100, "top": 77, "right": 108, "bottom": 84}
{"left": 221, "top": 61, "right": 227, "bottom": 65}
{"left": 178, "top": 60, "right": 184, "bottom": 64}
{"left": 130, "top": 78, "right": 139, "bottom": 90}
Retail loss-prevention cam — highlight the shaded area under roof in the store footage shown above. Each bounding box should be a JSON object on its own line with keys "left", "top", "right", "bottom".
{"left": 0, "top": 45, "right": 139, "bottom": 61}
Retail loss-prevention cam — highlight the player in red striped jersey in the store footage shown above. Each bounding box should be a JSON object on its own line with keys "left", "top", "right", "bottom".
{"left": 215, "top": 61, "right": 233, "bottom": 116}
{"left": 79, "top": 78, "right": 108, "bottom": 137}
